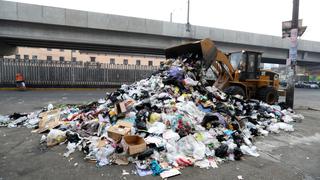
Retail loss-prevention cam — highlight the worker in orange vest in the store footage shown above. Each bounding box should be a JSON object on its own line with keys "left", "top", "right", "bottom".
{"left": 15, "top": 73, "right": 26, "bottom": 89}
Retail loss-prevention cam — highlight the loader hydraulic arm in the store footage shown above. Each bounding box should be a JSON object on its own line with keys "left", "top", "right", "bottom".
{"left": 212, "top": 50, "right": 235, "bottom": 89}
{"left": 214, "top": 50, "right": 235, "bottom": 81}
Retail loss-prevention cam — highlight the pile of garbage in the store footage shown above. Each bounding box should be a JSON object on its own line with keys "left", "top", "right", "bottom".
{"left": 0, "top": 56, "right": 304, "bottom": 178}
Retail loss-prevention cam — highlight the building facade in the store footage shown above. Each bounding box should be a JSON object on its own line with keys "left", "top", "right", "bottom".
{"left": 5, "top": 47, "right": 165, "bottom": 66}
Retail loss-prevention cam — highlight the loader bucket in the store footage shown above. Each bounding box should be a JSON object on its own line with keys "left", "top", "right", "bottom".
{"left": 165, "top": 38, "right": 217, "bottom": 69}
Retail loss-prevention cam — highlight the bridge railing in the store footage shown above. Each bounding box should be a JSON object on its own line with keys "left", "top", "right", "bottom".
{"left": 0, "top": 58, "right": 158, "bottom": 88}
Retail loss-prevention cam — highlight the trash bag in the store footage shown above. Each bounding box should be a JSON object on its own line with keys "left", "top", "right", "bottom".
{"left": 177, "top": 135, "right": 206, "bottom": 160}
{"left": 201, "top": 113, "right": 221, "bottom": 130}
{"left": 47, "top": 129, "right": 67, "bottom": 147}
{"left": 138, "top": 148, "right": 154, "bottom": 160}
{"left": 66, "top": 131, "right": 81, "bottom": 143}
{"left": 147, "top": 122, "right": 166, "bottom": 135}
{"left": 240, "top": 145, "right": 259, "bottom": 157}
{"left": 63, "top": 142, "right": 77, "bottom": 157}
{"left": 234, "top": 147, "right": 243, "bottom": 160}
{"left": 95, "top": 145, "right": 115, "bottom": 167}
{"left": 215, "top": 144, "right": 229, "bottom": 158}
{"left": 9, "top": 112, "right": 28, "bottom": 120}
{"left": 135, "top": 110, "right": 149, "bottom": 130}
{"left": 0, "top": 115, "right": 10, "bottom": 125}
{"left": 148, "top": 112, "right": 161, "bottom": 124}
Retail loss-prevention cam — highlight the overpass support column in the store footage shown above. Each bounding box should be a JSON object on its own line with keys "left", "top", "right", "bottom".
{"left": 0, "top": 42, "right": 17, "bottom": 56}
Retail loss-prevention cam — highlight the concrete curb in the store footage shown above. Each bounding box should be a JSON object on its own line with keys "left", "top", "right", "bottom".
{"left": 295, "top": 106, "right": 320, "bottom": 111}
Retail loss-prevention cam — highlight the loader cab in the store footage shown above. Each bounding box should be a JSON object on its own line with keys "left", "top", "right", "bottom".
{"left": 229, "top": 51, "right": 262, "bottom": 80}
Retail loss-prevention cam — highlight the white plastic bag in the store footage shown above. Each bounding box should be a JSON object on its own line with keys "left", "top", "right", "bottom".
{"left": 240, "top": 145, "right": 259, "bottom": 157}
{"left": 184, "top": 77, "right": 198, "bottom": 86}
{"left": 277, "top": 122, "right": 294, "bottom": 132}
{"left": 95, "top": 145, "right": 115, "bottom": 167}
{"left": 177, "top": 135, "right": 206, "bottom": 160}
{"left": 47, "top": 104, "right": 54, "bottom": 111}
{"left": 0, "top": 115, "right": 10, "bottom": 124}
{"left": 148, "top": 122, "right": 166, "bottom": 134}
{"left": 64, "top": 142, "right": 77, "bottom": 157}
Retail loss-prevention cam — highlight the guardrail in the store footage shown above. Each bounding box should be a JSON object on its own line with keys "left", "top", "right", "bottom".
{"left": 0, "top": 58, "right": 158, "bottom": 88}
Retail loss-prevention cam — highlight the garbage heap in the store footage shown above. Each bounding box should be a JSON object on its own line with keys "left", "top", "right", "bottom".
{"left": 0, "top": 56, "right": 304, "bottom": 178}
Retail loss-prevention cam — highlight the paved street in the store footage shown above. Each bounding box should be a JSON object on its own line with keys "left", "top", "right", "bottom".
{"left": 0, "top": 88, "right": 318, "bottom": 115}
{"left": 0, "top": 89, "right": 111, "bottom": 114}
{"left": 0, "top": 88, "right": 319, "bottom": 180}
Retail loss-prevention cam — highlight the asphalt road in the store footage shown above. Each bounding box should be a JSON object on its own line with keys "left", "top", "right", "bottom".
{"left": 0, "top": 88, "right": 319, "bottom": 180}
{"left": 0, "top": 88, "right": 319, "bottom": 115}
{"left": 0, "top": 89, "right": 110, "bottom": 114}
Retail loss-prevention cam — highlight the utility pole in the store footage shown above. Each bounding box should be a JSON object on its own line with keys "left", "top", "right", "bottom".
{"left": 170, "top": 12, "right": 173, "bottom": 22}
{"left": 186, "top": 0, "right": 191, "bottom": 32}
{"left": 285, "top": 0, "right": 299, "bottom": 108}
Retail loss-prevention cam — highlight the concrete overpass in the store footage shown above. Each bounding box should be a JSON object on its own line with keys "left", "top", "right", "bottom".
{"left": 1, "top": 0, "right": 320, "bottom": 66}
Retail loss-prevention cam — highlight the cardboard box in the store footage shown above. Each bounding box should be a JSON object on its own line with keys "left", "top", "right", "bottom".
{"left": 116, "top": 102, "right": 127, "bottom": 114}
{"left": 122, "top": 135, "right": 146, "bottom": 155}
{"left": 107, "top": 121, "right": 133, "bottom": 142}
{"left": 116, "top": 99, "right": 135, "bottom": 114}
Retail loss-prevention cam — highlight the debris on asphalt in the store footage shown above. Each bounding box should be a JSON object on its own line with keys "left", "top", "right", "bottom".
{"left": 0, "top": 115, "right": 10, "bottom": 126}
{"left": 160, "top": 168, "right": 181, "bottom": 179}
{"left": 40, "top": 134, "right": 47, "bottom": 144}
{"left": 0, "top": 54, "right": 304, "bottom": 178}
{"left": 46, "top": 129, "right": 66, "bottom": 147}
{"left": 122, "top": 169, "right": 130, "bottom": 176}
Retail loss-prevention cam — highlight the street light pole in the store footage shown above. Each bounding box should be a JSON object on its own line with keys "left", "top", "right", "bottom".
{"left": 285, "top": 0, "right": 299, "bottom": 108}
{"left": 186, "top": 0, "right": 191, "bottom": 32}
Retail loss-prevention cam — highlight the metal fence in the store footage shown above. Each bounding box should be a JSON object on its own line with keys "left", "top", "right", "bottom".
{"left": 0, "top": 58, "right": 158, "bottom": 88}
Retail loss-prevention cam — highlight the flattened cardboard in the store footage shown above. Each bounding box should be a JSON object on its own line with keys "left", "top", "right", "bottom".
{"left": 160, "top": 169, "right": 181, "bottom": 179}
{"left": 114, "top": 155, "right": 129, "bottom": 165}
{"left": 107, "top": 121, "right": 133, "bottom": 142}
{"left": 36, "top": 109, "right": 61, "bottom": 133}
{"left": 97, "top": 139, "right": 108, "bottom": 148}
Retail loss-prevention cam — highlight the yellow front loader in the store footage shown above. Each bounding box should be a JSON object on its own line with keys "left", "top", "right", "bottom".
{"left": 165, "top": 38, "right": 283, "bottom": 104}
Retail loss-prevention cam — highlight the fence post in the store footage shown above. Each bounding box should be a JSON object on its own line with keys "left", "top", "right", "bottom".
{"left": 72, "top": 62, "right": 75, "bottom": 85}
{"left": 0, "top": 58, "right": 2, "bottom": 85}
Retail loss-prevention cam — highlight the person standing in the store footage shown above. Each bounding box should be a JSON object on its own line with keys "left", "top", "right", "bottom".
{"left": 15, "top": 73, "right": 26, "bottom": 90}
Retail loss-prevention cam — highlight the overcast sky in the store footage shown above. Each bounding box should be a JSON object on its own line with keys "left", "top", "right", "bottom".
{"left": 7, "top": 0, "right": 320, "bottom": 42}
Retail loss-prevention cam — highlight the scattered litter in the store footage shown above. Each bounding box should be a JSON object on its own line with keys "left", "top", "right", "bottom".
{"left": 160, "top": 169, "right": 181, "bottom": 179}
{"left": 0, "top": 50, "right": 303, "bottom": 178}
{"left": 36, "top": 109, "right": 61, "bottom": 133}
{"left": 64, "top": 142, "right": 77, "bottom": 157}
{"left": 47, "top": 104, "right": 54, "bottom": 111}
{"left": 136, "top": 167, "right": 153, "bottom": 176}
{"left": 0, "top": 115, "right": 10, "bottom": 126}
{"left": 40, "top": 135, "right": 47, "bottom": 144}
{"left": 114, "top": 155, "right": 129, "bottom": 165}
{"left": 46, "top": 129, "right": 66, "bottom": 147}
{"left": 122, "top": 170, "right": 130, "bottom": 176}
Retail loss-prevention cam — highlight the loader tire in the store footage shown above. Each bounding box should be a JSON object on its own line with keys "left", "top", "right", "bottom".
{"left": 224, "top": 86, "right": 245, "bottom": 98}
{"left": 257, "top": 87, "right": 279, "bottom": 104}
